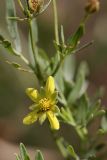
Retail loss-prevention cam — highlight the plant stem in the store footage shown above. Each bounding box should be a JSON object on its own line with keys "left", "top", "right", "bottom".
{"left": 50, "top": 129, "right": 70, "bottom": 160}
{"left": 17, "top": 0, "right": 24, "bottom": 12}
{"left": 8, "top": 17, "right": 28, "bottom": 22}
{"left": 52, "top": 0, "right": 59, "bottom": 44}
{"left": 52, "top": 55, "right": 64, "bottom": 76}
{"left": 28, "top": 19, "right": 37, "bottom": 67}
{"left": 19, "top": 54, "right": 35, "bottom": 71}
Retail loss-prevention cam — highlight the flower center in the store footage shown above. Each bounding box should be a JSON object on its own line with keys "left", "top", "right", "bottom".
{"left": 39, "top": 98, "right": 51, "bottom": 112}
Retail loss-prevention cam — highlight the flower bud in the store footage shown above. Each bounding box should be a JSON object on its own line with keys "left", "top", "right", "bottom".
{"left": 28, "top": 0, "right": 44, "bottom": 13}
{"left": 85, "top": 0, "right": 100, "bottom": 14}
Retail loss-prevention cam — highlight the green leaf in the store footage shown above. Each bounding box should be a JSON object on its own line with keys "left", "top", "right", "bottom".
{"left": 35, "top": 150, "right": 44, "bottom": 160}
{"left": 67, "top": 24, "right": 85, "bottom": 53}
{"left": 50, "top": 53, "right": 60, "bottom": 73}
{"left": 20, "top": 143, "right": 30, "bottom": 160}
{"left": 75, "top": 94, "right": 89, "bottom": 126}
{"left": 61, "top": 25, "right": 65, "bottom": 45}
{"left": 15, "top": 154, "right": 21, "bottom": 160}
{"left": 6, "top": 0, "right": 22, "bottom": 53}
{"left": 5, "top": 60, "right": 33, "bottom": 73}
{"left": 87, "top": 100, "right": 105, "bottom": 123}
{"left": 0, "top": 34, "right": 20, "bottom": 55}
{"left": 68, "top": 62, "right": 89, "bottom": 104}
{"left": 37, "top": 48, "right": 50, "bottom": 75}
{"left": 67, "top": 145, "right": 79, "bottom": 160}
{"left": 60, "top": 107, "right": 76, "bottom": 126}
{"left": 101, "top": 113, "right": 107, "bottom": 133}
{"left": 63, "top": 54, "right": 76, "bottom": 82}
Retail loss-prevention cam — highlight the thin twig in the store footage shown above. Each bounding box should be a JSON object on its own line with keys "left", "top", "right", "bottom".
{"left": 72, "top": 40, "right": 94, "bottom": 54}
{"left": 17, "top": 0, "right": 24, "bottom": 11}
{"left": 8, "top": 17, "right": 28, "bottom": 22}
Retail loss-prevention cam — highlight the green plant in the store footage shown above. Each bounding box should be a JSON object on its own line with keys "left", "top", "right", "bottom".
{"left": 0, "top": 0, "right": 107, "bottom": 160}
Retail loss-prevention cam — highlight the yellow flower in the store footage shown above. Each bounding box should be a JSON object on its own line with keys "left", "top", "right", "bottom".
{"left": 23, "top": 76, "right": 60, "bottom": 130}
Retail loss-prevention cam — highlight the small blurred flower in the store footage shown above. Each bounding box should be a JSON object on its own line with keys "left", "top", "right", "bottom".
{"left": 85, "top": 0, "right": 100, "bottom": 14}
{"left": 23, "top": 76, "right": 60, "bottom": 130}
{"left": 28, "top": 0, "right": 44, "bottom": 13}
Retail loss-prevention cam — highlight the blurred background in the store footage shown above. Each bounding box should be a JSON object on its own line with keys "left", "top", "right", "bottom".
{"left": 0, "top": 0, "right": 107, "bottom": 159}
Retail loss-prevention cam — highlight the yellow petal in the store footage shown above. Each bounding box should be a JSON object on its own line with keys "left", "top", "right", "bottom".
{"left": 46, "top": 76, "right": 55, "bottom": 96}
{"left": 23, "top": 111, "right": 38, "bottom": 125}
{"left": 39, "top": 113, "right": 46, "bottom": 125}
{"left": 26, "top": 88, "right": 39, "bottom": 102}
{"left": 47, "top": 111, "right": 60, "bottom": 130}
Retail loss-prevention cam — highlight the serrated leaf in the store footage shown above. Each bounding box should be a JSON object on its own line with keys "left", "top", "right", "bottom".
{"left": 67, "top": 145, "right": 79, "bottom": 160}
{"left": 35, "top": 150, "right": 44, "bottom": 160}
{"left": 6, "top": 0, "right": 22, "bottom": 53}
{"left": 20, "top": 143, "right": 30, "bottom": 160}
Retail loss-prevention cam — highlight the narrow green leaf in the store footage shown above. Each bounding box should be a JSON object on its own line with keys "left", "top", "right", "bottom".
{"left": 67, "top": 24, "right": 85, "bottom": 53}
{"left": 5, "top": 60, "right": 33, "bottom": 73}
{"left": 37, "top": 48, "right": 50, "bottom": 74}
{"left": 20, "top": 143, "right": 30, "bottom": 160}
{"left": 6, "top": 0, "right": 22, "bottom": 53}
{"left": 67, "top": 145, "right": 79, "bottom": 160}
{"left": 63, "top": 54, "right": 76, "bottom": 82}
{"left": 68, "top": 62, "right": 88, "bottom": 104}
{"left": 101, "top": 113, "right": 107, "bottom": 132}
{"left": 0, "top": 34, "right": 20, "bottom": 55}
{"left": 15, "top": 154, "right": 21, "bottom": 160}
{"left": 35, "top": 150, "right": 44, "bottom": 160}
{"left": 61, "top": 25, "right": 65, "bottom": 45}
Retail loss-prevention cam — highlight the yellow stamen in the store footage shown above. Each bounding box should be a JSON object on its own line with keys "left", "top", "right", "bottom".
{"left": 39, "top": 98, "right": 51, "bottom": 111}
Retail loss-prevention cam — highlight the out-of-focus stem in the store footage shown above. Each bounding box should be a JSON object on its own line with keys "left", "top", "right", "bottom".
{"left": 50, "top": 129, "right": 70, "bottom": 160}
{"left": 17, "top": 0, "right": 24, "bottom": 11}
{"left": 8, "top": 17, "right": 28, "bottom": 21}
{"left": 52, "top": 0, "right": 59, "bottom": 44}
{"left": 28, "top": 19, "right": 37, "bottom": 67}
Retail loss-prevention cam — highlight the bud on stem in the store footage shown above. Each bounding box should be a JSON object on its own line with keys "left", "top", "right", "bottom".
{"left": 85, "top": 0, "right": 100, "bottom": 14}
{"left": 28, "top": 0, "right": 44, "bottom": 13}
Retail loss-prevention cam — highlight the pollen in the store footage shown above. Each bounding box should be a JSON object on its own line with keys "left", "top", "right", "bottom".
{"left": 39, "top": 98, "right": 51, "bottom": 111}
